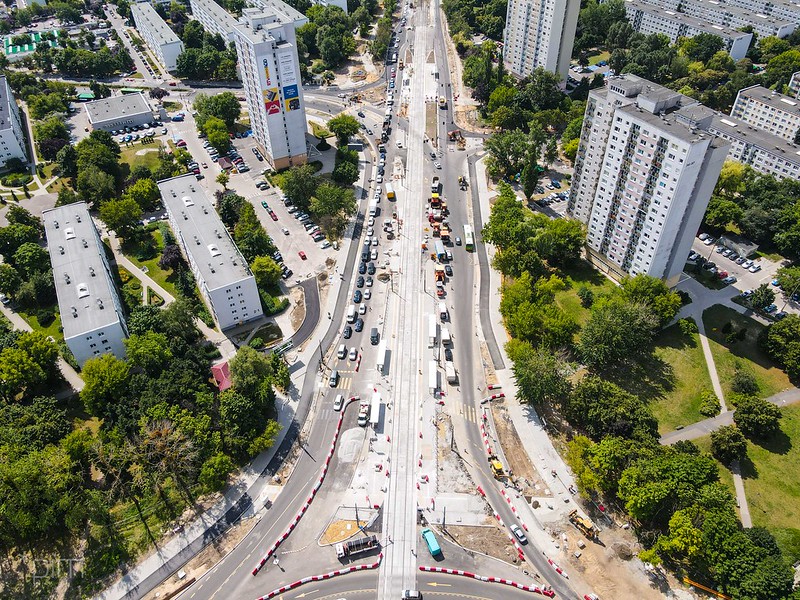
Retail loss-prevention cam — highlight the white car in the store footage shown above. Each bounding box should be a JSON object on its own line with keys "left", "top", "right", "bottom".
{"left": 281, "top": 227, "right": 290, "bottom": 235}
{"left": 434, "top": 162, "right": 441, "bottom": 169}
{"left": 364, "top": 289, "right": 372, "bottom": 300}
{"left": 368, "top": 216, "right": 375, "bottom": 226}
{"left": 359, "top": 304, "right": 367, "bottom": 314}
{"left": 376, "top": 174, "right": 383, "bottom": 183}
{"left": 348, "top": 347, "right": 358, "bottom": 361}
{"left": 371, "top": 249, "right": 378, "bottom": 260}
{"left": 320, "top": 240, "right": 331, "bottom": 249}
{"left": 396, "top": 140, "right": 403, "bottom": 148}
{"left": 333, "top": 394, "right": 344, "bottom": 411}
{"left": 367, "top": 227, "right": 374, "bottom": 236}
{"left": 371, "top": 237, "right": 378, "bottom": 246}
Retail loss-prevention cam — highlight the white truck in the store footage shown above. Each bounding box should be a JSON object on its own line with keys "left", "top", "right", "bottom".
{"left": 445, "top": 360, "right": 457, "bottom": 384}
{"left": 376, "top": 341, "right": 388, "bottom": 374}
{"left": 370, "top": 392, "right": 381, "bottom": 427}
{"left": 431, "top": 176, "right": 440, "bottom": 193}
{"left": 438, "top": 302, "right": 448, "bottom": 321}
{"left": 368, "top": 197, "right": 379, "bottom": 217}
{"left": 441, "top": 327, "right": 451, "bottom": 346}
{"left": 427, "top": 314, "right": 437, "bottom": 348}
{"left": 336, "top": 535, "right": 379, "bottom": 559}
{"left": 428, "top": 360, "right": 439, "bottom": 395}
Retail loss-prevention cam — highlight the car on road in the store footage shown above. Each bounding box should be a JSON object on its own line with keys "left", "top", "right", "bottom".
{"left": 354, "top": 318, "right": 364, "bottom": 332}
{"left": 444, "top": 264, "right": 453, "bottom": 277}
{"left": 281, "top": 268, "right": 293, "bottom": 279}
{"left": 367, "top": 129, "right": 373, "bottom": 135}
{"left": 281, "top": 227, "right": 290, "bottom": 235}
{"left": 312, "top": 232, "right": 325, "bottom": 242}
{"left": 343, "top": 325, "right": 353, "bottom": 339}
{"left": 356, "top": 276, "right": 365, "bottom": 288}
{"left": 261, "top": 201, "right": 269, "bottom": 209}
{"left": 333, "top": 394, "right": 344, "bottom": 411}
{"left": 433, "top": 161, "right": 441, "bottom": 169}
{"left": 270, "top": 211, "right": 278, "bottom": 221}
{"left": 371, "top": 249, "right": 378, "bottom": 260}
{"left": 366, "top": 276, "right": 373, "bottom": 287}
{"left": 444, "top": 348, "right": 453, "bottom": 361}
{"left": 396, "top": 140, "right": 403, "bottom": 148}
{"left": 772, "top": 279, "right": 781, "bottom": 287}
{"left": 348, "top": 347, "right": 358, "bottom": 361}
{"left": 722, "top": 276, "right": 737, "bottom": 284}
{"left": 749, "top": 264, "right": 762, "bottom": 273}
{"left": 298, "top": 251, "right": 307, "bottom": 260}
{"left": 775, "top": 311, "right": 788, "bottom": 320}
{"left": 320, "top": 240, "right": 331, "bottom": 249}
{"left": 510, "top": 524, "right": 527, "bottom": 544}
{"left": 353, "top": 290, "right": 362, "bottom": 303}
{"left": 703, "top": 237, "right": 714, "bottom": 246}
{"left": 357, "top": 111, "right": 365, "bottom": 117}
{"left": 454, "top": 236, "right": 462, "bottom": 246}
{"left": 364, "top": 289, "right": 372, "bottom": 300}
{"left": 699, "top": 233, "right": 710, "bottom": 241}
{"left": 359, "top": 304, "right": 367, "bottom": 314}
{"left": 764, "top": 304, "right": 778, "bottom": 313}
{"left": 359, "top": 263, "right": 367, "bottom": 274}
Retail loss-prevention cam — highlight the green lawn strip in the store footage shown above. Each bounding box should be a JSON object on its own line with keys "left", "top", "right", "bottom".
{"left": 588, "top": 50, "right": 610, "bottom": 66}
{"left": 18, "top": 308, "right": 63, "bottom": 342}
{"left": 702, "top": 305, "right": 791, "bottom": 399}
{"left": 120, "top": 145, "right": 162, "bottom": 172}
{"left": 650, "top": 324, "right": 713, "bottom": 434}
{"left": 554, "top": 259, "right": 618, "bottom": 325}
{"left": 122, "top": 229, "right": 180, "bottom": 300}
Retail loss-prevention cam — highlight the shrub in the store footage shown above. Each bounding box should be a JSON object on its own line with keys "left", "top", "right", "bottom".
{"left": 1, "top": 172, "right": 33, "bottom": 187}
{"left": 118, "top": 268, "right": 132, "bottom": 283}
{"left": 128, "top": 280, "right": 141, "bottom": 291}
{"left": 249, "top": 337, "right": 264, "bottom": 349}
{"left": 699, "top": 389, "right": 721, "bottom": 417}
{"left": 711, "top": 425, "right": 748, "bottom": 465}
{"left": 731, "top": 365, "right": 759, "bottom": 396}
{"left": 678, "top": 318, "right": 698, "bottom": 335}
{"left": 577, "top": 286, "right": 594, "bottom": 308}
{"left": 198, "top": 453, "right": 234, "bottom": 493}
{"left": 36, "top": 308, "right": 55, "bottom": 327}
{"left": 721, "top": 321, "right": 733, "bottom": 334}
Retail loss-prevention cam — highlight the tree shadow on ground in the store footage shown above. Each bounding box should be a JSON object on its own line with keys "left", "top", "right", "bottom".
{"left": 750, "top": 427, "right": 793, "bottom": 456}
{"left": 601, "top": 353, "right": 676, "bottom": 404}
{"left": 738, "top": 454, "right": 759, "bottom": 480}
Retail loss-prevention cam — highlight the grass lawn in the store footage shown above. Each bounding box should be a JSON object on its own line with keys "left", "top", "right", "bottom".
{"left": 41, "top": 162, "right": 59, "bottom": 180}
{"left": 122, "top": 229, "right": 180, "bottom": 300}
{"left": 18, "top": 308, "right": 63, "bottom": 342}
{"left": 46, "top": 178, "right": 70, "bottom": 193}
{"left": 588, "top": 50, "right": 610, "bottom": 66}
{"left": 703, "top": 305, "right": 791, "bottom": 399}
{"left": 650, "top": 323, "right": 714, "bottom": 434}
{"left": 310, "top": 121, "right": 332, "bottom": 139}
{"left": 553, "top": 259, "right": 618, "bottom": 326}
{"left": 120, "top": 145, "right": 163, "bottom": 173}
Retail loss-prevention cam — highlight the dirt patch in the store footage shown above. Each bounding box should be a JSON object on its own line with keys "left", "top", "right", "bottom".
{"left": 479, "top": 341, "right": 498, "bottom": 386}
{"left": 289, "top": 285, "right": 305, "bottom": 331}
{"left": 320, "top": 519, "right": 369, "bottom": 545}
{"left": 444, "top": 522, "right": 522, "bottom": 565}
{"left": 436, "top": 413, "right": 476, "bottom": 494}
{"left": 140, "top": 514, "right": 255, "bottom": 600}
{"left": 490, "top": 400, "right": 549, "bottom": 497}
{"left": 426, "top": 103, "right": 437, "bottom": 146}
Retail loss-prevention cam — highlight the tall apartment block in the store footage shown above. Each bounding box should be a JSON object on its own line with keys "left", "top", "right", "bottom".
{"left": 188, "top": 0, "right": 240, "bottom": 41}
{"left": 233, "top": 7, "right": 308, "bottom": 170}
{"left": 43, "top": 203, "right": 128, "bottom": 366}
{"left": 246, "top": 0, "right": 309, "bottom": 25}
{"left": 158, "top": 175, "right": 263, "bottom": 330}
{"left": 788, "top": 71, "right": 800, "bottom": 99}
{"left": 567, "top": 75, "right": 730, "bottom": 286}
{"left": 0, "top": 75, "right": 28, "bottom": 167}
{"left": 502, "top": 0, "right": 580, "bottom": 80}
{"left": 130, "top": 2, "right": 184, "bottom": 72}
{"left": 731, "top": 85, "right": 800, "bottom": 144}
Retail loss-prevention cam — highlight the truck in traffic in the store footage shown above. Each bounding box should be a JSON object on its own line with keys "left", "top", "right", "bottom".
{"left": 428, "top": 360, "right": 439, "bottom": 394}
{"left": 386, "top": 183, "right": 395, "bottom": 200}
{"left": 441, "top": 327, "right": 451, "bottom": 345}
{"left": 434, "top": 240, "right": 446, "bottom": 261}
{"left": 368, "top": 197, "right": 378, "bottom": 217}
{"left": 438, "top": 302, "right": 448, "bottom": 321}
{"left": 336, "top": 534, "right": 379, "bottom": 558}
{"left": 370, "top": 392, "right": 381, "bottom": 427}
{"left": 488, "top": 455, "right": 505, "bottom": 479}
{"left": 376, "top": 340, "right": 388, "bottom": 374}
{"left": 431, "top": 176, "right": 440, "bottom": 193}
{"left": 445, "top": 360, "right": 457, "bottom": 384}
{"left": 428, "top": 314, "right": 437, "bottom": 347}
{"left": 434, "top": 265, "right": 445, "bottom": 282}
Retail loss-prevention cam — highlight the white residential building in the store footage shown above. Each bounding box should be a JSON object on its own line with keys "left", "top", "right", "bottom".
{"left": 788, "top": 71, "right": 800, "bottom": 98}
{"left": 567, "top": 75, "right": 730, "bottom": 286}
{"left": 0, "top": 75, "right": 28, "bottom": 167}
{"left": 233, "top": 7, "right": 308, "bottom": 170}
{"left": 189, "top": 0, "right": 240, "bottom": 41}
{"left": 43, "top": 203, "right": 128, "bottom": 367}
{"left": 625, "top": 0, "right": 752, "bottom": 61}
{"left": 158, "top": 175, "right": 263, "bottom": 330}
{"left": 246, "top": 0, "right": 309, "bottom": 26}
{"left": 502, "top": 0, "right": 580, "bottom": 80}
{"left": 84, "top": 92, "right": 155, "bottom": 131}
{"left": 130, "top": 2, "right": 184, "bottom": 72}
{"left": 731, "top": 84, "right": 800, "bottom": 144}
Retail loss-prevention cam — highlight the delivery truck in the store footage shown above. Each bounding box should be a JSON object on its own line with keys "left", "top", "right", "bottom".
{"left": 336, "top": 535, "right": 379, "bottom": 558}
{"left": 438, "top": 302, "right": 448, "bottom": 321}
{"left": 428, "top": 360, "right": 439, "bottom": 394}
{"left": 370, "top": 392, "right": 381, "bottom": 427}
{"left": 368, "top": 197, "right": 379, "bottom": 217}
{"left": 441, "top": 327, "right": 451, "bottom": 345}
{"left": 428, "top": 314, "right": 437, "bottom": 347}
{"left": 445, "top": 360, "right": 457, "bottom": 384}
{"left": 386, "top": 183, "right": 395, "bottom": 200}
{"left": 376, "top": 340, "right": 388, "bottom": 374}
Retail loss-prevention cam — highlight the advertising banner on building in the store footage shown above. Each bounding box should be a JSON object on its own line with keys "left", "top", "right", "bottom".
{"left": 262, "top": 58, "right": 272, "bottom": 86}
{"left": 263, "top": 88, "right": 281, "bottom": 115}
{"left": 283, "top": 84, "right": 300, "bottom": 112}
{"left": 277, "top": 51, "right": 297, "bottom": 86}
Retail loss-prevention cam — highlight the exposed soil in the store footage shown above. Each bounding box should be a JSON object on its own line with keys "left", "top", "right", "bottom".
{"left": 490, "top": 399, "right": 549, "bottom": 497}
{"left": 436, "top": 413, "right": 476, "bottom": 494}
{"left": 320, "top": 519, "right": 369, "bottom": 545}
{"left": 444, "top": 522, "right": 523, "bottom": 565}
{"left": 288, "top": 285, "right": 305, "bottom": 332}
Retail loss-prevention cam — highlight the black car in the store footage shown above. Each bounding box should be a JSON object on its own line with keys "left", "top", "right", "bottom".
{"left": 444, "top": 264, "right": 453, "bottom": 277}
{"left": 367, "top": 262, "right": 376, "bottom": 275}
{"left": 354, "top": 318, "right": 364, "bottom": 332}
{"left": 430, "top": 152, "right": 436, "bottom": 159}
{"left": 343, "top": 325, "right": 353, "bottom": 339}
{"left": 358, "top": 111, "right": 365, "bottom": 117}
{"left": 281, "top": 268, "right": 293, "bottom": 279}
{"left": 273, "top": 251, "right": 283, "bottom": 262}
{"left": 356, "top": 276, "right": 365, "bottom": 288}
{"left": 358, "top": 263, "right": 366, "bottom": 274}
{"left": 353, "top": 290, "right": 362, "bottom": 303}
{"left": 444, "top": 348, "right": 453, "bottom": 361}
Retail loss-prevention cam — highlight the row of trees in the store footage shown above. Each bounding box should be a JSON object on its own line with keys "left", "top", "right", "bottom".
{"left": 176, "top": 21, "right": 238, "bottom": 81}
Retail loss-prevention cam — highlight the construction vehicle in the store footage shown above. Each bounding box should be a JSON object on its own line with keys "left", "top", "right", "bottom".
{"left": 336, "top": 535, "right": 379, "bottom": 558}
{"left": 488, "top": 455, "right": 505, "bottom": 479}
{"left": 448, "top": 129, "right": 466, "bottom": 149}
{"left": 431, "top": 221, "right": 441, "bottom": 237}
{"left": 434, "top": 265, "right": 445, "bottom": 282}
{"left": 458, "top": 175, "right": 468, "bottom": 190}
{"left": 440, "top": 223, "right": 451, "bottom": 242}
{"left": 569, "top": 510, "right": 598, "bottom": 540}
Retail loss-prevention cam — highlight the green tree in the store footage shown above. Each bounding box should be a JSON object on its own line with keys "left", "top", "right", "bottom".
{"left": 521, "top": 160, "right": 537, "bottom": 200}
{"left": 578, "top": 299, "right": 659, "bottom": 370}
{"left": 0, "top": 263, "right": 22, "bottom": 296}
{"left": 681, "top": 32, "right": 725, "bottom": 62}
{"left": 80, "top": 354, "right": 131, "bottom": 417}
{"left": 704, "top": 197, "right": 743, "bottom": 229}
{"left": 250, "top": 256, "right": 283, "bottom": 289}
{"left": 332, "top": 160, "right": 359, "bottom": 185}
{"left": 6, "top": 205, "right": 42, "bottom": 232}
{"left": 203, "top": 116, "right": 231, "bottom": 154}
{"left": 507, "top": 339, "right": 571, "bottom": 409}
{"left": 619, "top": 273, "right": 682, "bottom": 326}
{"left": 12, "top": 242, "right": 49, "bottom": 278}
{"left": 327, "top": 114, "right": 360, "bottom": 147}
{"left": 99, "top": 197, "right": 143, "bottom": 238}
{"left": 124, "top": 332, "right": 173, "bottom": 376}
{"left": 77, "top": 166, "right": 116, "bottom": 208}
{"left": 749, "top": 283, "right": 775, "bottom": 310}
{"left": 775, "top": 266, "right": 800, "bottom": 296}
{"left": 310, "top": 183, "right": 357, "bottom": 238}
{"left": 734, "top": 396, "right": 782, "bottom": 439}
{"left": 216, "top": 171, "right": 230, "bottom": 190}
{"left": 281, "top": 164, "right": 320, "bottom": 210}
{"left": 125, "top": 178, "right": 160, "bottom": 211}
{"left": 760, "top": 314, "right": 800, "bottom": 380}
{"left": 33, "top": 115, "right": 69, "bottom": 142}
{"left": 481, "top": 183, "right": 525, "bottom": 250}
{"left": 0, "top": 347, "right": 45, "bottom": 400}
{"left": 0, "top": 223, "right": 39, "bottom": 260}
{"left": 198, "top": 452, "right": 234, "bottom": 492}
{"left": 233, "top": 203, "right": 274, "bottom": 262}
{"left": 229, "top": 345, "right": 275, "bottom": 402}
{"left": 193, "top": 92, "right": 241, "bottom": 128}
{"left": 484, "top": 129, "right": 532, "bottom": 179}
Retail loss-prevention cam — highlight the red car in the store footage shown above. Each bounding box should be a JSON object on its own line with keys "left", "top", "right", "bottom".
{"left": 169, "top": 82, "right": 177, "bottom": 86}
{"left": 298, "top": 251, "right": 307, "bottom": 260}
{"left": 269, "top": 211, "right": 278, "bottom": 221}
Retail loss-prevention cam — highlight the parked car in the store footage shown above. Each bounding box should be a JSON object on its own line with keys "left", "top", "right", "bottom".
{"left": 298, "top": 251, "right": 307, "bottom": 260}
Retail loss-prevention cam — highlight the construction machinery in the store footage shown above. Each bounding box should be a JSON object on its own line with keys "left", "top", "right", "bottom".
{"left": 431, "top": 221, "right": 441, "bottom": 237}
{"left": 569, "top": 510, "right": 598, "bottom": 540}
{"left": 488, "top": 455, "right": 505, "bottom": 479}
{"left": 448, "top": 129, "right": 466, "bottom": 149}
{"left": 440, "top": 223, "right": 451, "bottom": 243}
{"left": 434, "top": 265, "right": 445, "bottom": 282}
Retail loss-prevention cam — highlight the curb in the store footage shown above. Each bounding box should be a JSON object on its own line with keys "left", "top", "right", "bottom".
{"left": 418, "top": 565, "right": 554, "bottom": 596}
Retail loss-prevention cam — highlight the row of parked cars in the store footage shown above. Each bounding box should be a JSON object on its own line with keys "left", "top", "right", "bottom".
{"left": 696, "top": 234, "right": 763, "bottom": 273}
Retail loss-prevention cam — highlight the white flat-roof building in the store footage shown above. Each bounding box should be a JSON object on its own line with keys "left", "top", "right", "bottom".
{"left": 43, "top": 203, "right": 128, "bottom": 367}
{"left": 246, "top": 0, "right": 309, "bottom": 26}
{"left": 85, "top": 92, "right": 154, "bottom": 131}
{"left": 234, "top": 8, "right": 308, "bottom": 170}
{"left": 158, "top": 175, "right": 263, "bottom": 330}
{"left": 502, "top": 0, "right": 580, "bottom": 80}
{"left": 788, "top": 71, "right": 800, "bottom": 99}
{"left": 0, "top": 75, "right": 28, "bottom": 167}
{"left": 731, "top": 85, "right": 800, "bottom": 144}
{"left": 625, "top": 0, "right": 752, "bottom": 61}
{"left": 130, "top": 2, "right": 184, "bottom": 72}
{"left": 567, "top": 75, "right": 730, "bottom": 286}
{"left": 189, "top": 0, "right": 240, "bottom": 40}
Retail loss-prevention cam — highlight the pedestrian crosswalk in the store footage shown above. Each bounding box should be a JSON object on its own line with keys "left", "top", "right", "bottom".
{"left": 335, "top": 376, "right": 353, "bottom": 390}
{"left": 459, "top": 404, "right": 480, "bottom": 424}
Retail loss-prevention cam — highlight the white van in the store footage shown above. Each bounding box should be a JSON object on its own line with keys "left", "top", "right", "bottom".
{"left": 438, "top": 302, "right": 448, "bottom": 321}
{"left": 346, "top": 305, "right": 356, "bottom": 323}
{"left": 337, "top": 344, "right": 347, "bottom": 359}
{"left": 441, "top": 328, "right": 451, "bottom": 346}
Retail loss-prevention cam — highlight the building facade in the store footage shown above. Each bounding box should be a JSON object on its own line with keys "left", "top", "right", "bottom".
{"left": 731, "top": 84, "right": 800, "bottom": 144}
{"left": 567, "top": 75, "right": 730, "bottom": 286}
{"left": 130, "top": 2, "right": 184, "bottom": 72}
{"left": 0, "top": 75, "right": 27, "bottom": 167}
{"left": 788, "top": 71, "right": 800, "bottom": 99}
{"left": 188, "top": 0, "right": 240, "bottom": 40}
{"left": 624, "top": 0, "right": 752, "bottom": 61}
{"left": 233, "top": 8, "right": 308, "bottom": 170}
{"left": 158, "top": 175, "right": 263, "bottom": 330}
{"left": 43, "top": 203, "right": 128, "bottom": 366}
{"left": 84, "top": 92, "right": 155, "bottom": 131}
{"left": 502, "top": 0, "right": 580, "bottom": 80}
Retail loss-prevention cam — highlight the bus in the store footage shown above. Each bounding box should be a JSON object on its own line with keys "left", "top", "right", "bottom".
{"left": 120, "top": 87, "right": 145, "bottom": 95}
{"left": 464, "top": 224, "right": 475, "bottom": 251}
{"left": 421, "top": 528, "right": 442, "bottom": 557}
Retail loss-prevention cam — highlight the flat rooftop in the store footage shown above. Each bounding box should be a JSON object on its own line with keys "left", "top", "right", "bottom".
{"left": 190, "top": 0, "right": 239, "bottom": 32}
{"left": 625, "top": 0, "right": 752, "bottom": 38}
{"left": 85, "top": 92, "right": 152, "bottom": 124}
{"left": 735, "top": 85, "right": 800, "bottom": 117}
{"left": 130, "top": 2, "right": 182, "bottom": 44}
{"left": 43, "top": 203, "right": 124, "bottom": 338}
{"left": 157, "top": 175, "right": 253, "bottom": 291}
{"left": 245, "top": 0, "right": 307, "bottom": 24}
{"left": 0, "top": 75, "right": 15, "bottom": 132}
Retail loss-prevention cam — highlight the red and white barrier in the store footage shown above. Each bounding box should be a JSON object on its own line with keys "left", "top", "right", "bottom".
{"left": 418, "top": 565, "right": 554, "bottom": 597}
{"left": 487, "top": 383, "right": 502, "bottom": 390}
{"left": 252, "top": 397, "right": 358, "bottom": 576}
{"left": 545, "top": 555, "right": 569, "bottom": 579}
{"left": 257, "top": 553, "right": 383, "bottom": 599}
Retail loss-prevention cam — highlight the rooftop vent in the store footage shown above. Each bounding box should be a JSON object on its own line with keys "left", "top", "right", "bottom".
{"left": 182, "top": 196, "right": 194, "bottom": 207}
{"left": 77, "top": 283, "right": 89, "bottom": 298}
{"left": 64, "top": 273, "right": 71, "bottom": 284}
{"left": 59, "top": 245, "right": 65, "bottom": 255}
{"left": 53, "top": 220, "right": 59, "bottom": 229}
{"left": 75, "top": 214, "right": 81, "bottom": 222}
{"left": 82, "top": 238, "right": 88, "bottom": 248}
{"left": 89, "top": 266, "right": 96, "bottom": 277}
{"left": 194, "top": 235, "right": 200, "bottom": 245}
{"left": 215, "top": 229, "right": 222, "bottom": 239}
{"left": 182, "top": 211, "right": 188, "bottom": 220}
{"left": 97, "top": 299, "right": 104, "bottom": 309}
{"left": 208, "top": 244, "right": 221, "bottom": 257}
{"left": 71, "top": 306, "right": 77, "bottom": 318}
{"left": 65, "top": 228, "right": 76, "bottom": 240}
{"left": 208, "top": 262, "right": 216, "bottom": 273}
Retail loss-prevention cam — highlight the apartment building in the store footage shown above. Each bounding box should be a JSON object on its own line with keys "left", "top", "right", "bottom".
{"left": 788, "top": 71, "right": 800, "bottom": 99}
{"left": 731, "top": 85, "right": 800, "bottom": 144}
{"left": 636, "top": 0, "right": 795, "bottom": 38}
{"left": 158, "top": 175, "right": 263, "bottom": 330}
{"left": 502, "top": 0, "right": 580, "bottom": 80}
{"left": 43, "top": 203, "right": 128, "bottom": 366}
{"left": 233, "top": 7, "right": 308, "bottom": 169}
{"left": 130, "top": 2, "right": 184, "bottom": 72}
{"left": 188, "top": 0, "right": 240, "bottom": 40}
{"left": 625, "top": 0, "right": 752, "bottom": 61}
{"left": 567, "top": 75, "right": 730, "bottom": 286}
{"left": 245, "top": 0, "right": 309, "bottom": 27}
{"left": 0, "top": 75, "right": 27, "bottom": 167}
{"left": 84, "top": 92, "right": 155, "bottom": 131}
{"left": 725, "top": 0, "right": 800, "bottom": 23}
